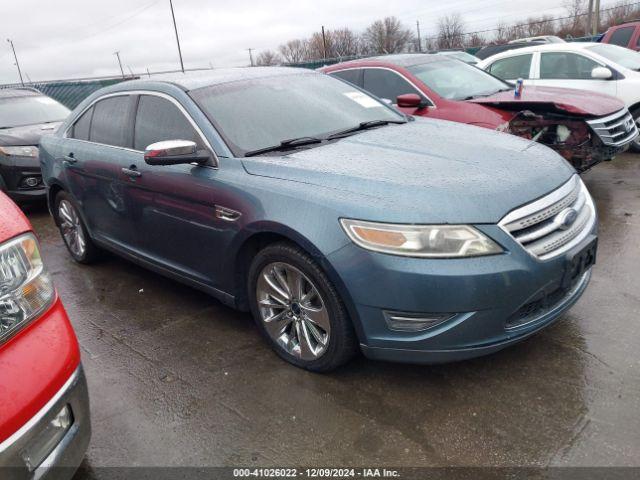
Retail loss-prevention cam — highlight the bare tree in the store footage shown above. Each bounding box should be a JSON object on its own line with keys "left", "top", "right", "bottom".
{"left": 603, "top": 0, "right": 640, "bottom": 28}
{"left": 332, "top": 28, "right": 361, "bottom": 58}
{"left": 279, "top": 39, "right": 309, "bottom": 63}
{"left": 255, "top": 50, "right": 281, "bottom": 66}
{"left": 563, "top": 0, "right": 586, "bottom": 34}
{"left": 467, "top": 32, "right": 485, "bottom": 48}
{"left": 363, "top": 17, "right": 414, "bottom": 54}
{"left": 437, "top": 13, "right": 466, "bottom": 49}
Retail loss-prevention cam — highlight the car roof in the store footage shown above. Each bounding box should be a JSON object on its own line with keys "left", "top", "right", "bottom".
{"left": 326, "top": 53, "right": 449, "bottom": 69}
{"left": 120, "top": 66, "right": 316, "bottom": 92}
{"left": 481, "top": 42, "right": 597, "bottom": 61}
{"left": 0, "top": 88, "right": 42, "bottom": 99}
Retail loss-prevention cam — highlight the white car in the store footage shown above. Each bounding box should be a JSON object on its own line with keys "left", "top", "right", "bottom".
{"left": 477, "top": 42, "right": 640, "bottom": 151}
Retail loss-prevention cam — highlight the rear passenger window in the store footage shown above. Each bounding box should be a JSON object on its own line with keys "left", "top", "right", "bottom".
{"left": 609, "top": 27, "right": 634, "bottom": 47}
{"left": 134, "top": 95, "right": 202, "bottom": 151}
{"left": 89, "top": 96, "right": 132, "bottom": 148}
{"left": 330, "top": 69, "right": 362, "bottom": 87}
{"left": 488, "top": 54, "right": 532, "bottom": 80}
{"left": 71, "top": 107, "right": 93, "bottom": 141}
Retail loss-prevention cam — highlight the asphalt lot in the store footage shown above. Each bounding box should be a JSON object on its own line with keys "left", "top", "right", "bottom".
{"left": 24, "top": 152, "right": 640, "bottom": 470}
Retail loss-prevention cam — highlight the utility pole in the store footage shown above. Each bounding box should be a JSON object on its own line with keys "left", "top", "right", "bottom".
{"left": 416, "top": 20, "right": 422, "bottom": 53}
{"left": 114, "top": 51, "right": 125, "bottom": 78}
{"left": 586, "top": 0, "right": 594, "bottom": 36}
{"left": 321, "top": 26, "right": 327, "bottom": 60}
{"left": 169, "top": 0, "right": 185, "bottom": 73}
{"left": 593, "top": 0, "right": 601, "bottom": 36}
{"left": 6, "top": 39, "right": 24, "bottom": 86}
{"left": 246, "top": 48, "right": 254, "bottom": 66}
{"left": 146, "top": 67, "right": 151, "bottom": 78}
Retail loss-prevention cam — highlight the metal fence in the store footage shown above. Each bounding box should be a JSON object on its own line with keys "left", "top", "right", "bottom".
{"left": 0, "top": 77, "right": 134, "bottom": 109}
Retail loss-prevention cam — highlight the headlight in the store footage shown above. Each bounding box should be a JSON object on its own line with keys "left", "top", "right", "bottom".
{"left": 0, "top": 146, "right": 39, "bottom": 157}
{"left": 340, "top": 219, "right": 503, "bottom": 258}
{"left": 0, "top": 233, "right": 55, "bottom": 343}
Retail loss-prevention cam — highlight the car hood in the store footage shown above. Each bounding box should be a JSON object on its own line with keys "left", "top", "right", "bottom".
{"left": 468, "top": 86, "right": 624, "bottom": 117}
{"left": 0, "top": 121, "right": 63, "bottom": 146}
{"left": 241, "top": 118, "right": 574, "bottom": 224}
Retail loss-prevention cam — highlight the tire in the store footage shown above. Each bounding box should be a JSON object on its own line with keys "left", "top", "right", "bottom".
{"left": 248, "top": 242, "right": 358, "bottom": 372}
{"left": 54, "top": 191, "right": 101, "bottom": 264}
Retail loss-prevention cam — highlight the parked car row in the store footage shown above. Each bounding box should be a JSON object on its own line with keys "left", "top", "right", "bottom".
{"left": 476, "top": 42, "right": 640, "bottom": 153}
{"left": 321, "top": 52, "right": 638, "bottom": 170}
{"left": 1, "top": 34, "right": 638, "bottom": 477}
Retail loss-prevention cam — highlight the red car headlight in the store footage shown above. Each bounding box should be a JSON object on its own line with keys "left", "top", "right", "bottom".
{"left": 0, "top": 233, "right": 55, "bottom": 343}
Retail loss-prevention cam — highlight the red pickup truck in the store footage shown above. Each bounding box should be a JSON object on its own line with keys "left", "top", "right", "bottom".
{"left": 601, "top": 21, "right": 640, "bottom": 51}
{"left": 0, "top": 191, "right": 90, "bottom": 478}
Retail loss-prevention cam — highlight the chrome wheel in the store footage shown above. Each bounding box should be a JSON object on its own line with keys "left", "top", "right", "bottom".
{"left": 256, "top": 262, "right": 331, "bottom": 361}
{"left": 58, "top": 200, "right": 86, "bottom": 258}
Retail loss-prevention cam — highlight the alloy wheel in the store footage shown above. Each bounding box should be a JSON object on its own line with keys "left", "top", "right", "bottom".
{"left": 58, "top": 199, "right": 86, "bottom": 258}
{"left": 256, "top": 262, "right": 331, "bottom": 361}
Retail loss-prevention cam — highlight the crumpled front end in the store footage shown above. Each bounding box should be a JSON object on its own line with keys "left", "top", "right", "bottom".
{"left": 496, "top": 108, "right": 638, "bottom": 172}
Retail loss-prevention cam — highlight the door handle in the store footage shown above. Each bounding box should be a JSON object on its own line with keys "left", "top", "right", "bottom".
{"left": 121, "top": 167, "right": 142, "bottom": 178}
{"left": 64, "top": 153, "right": 77, "bottom": 163}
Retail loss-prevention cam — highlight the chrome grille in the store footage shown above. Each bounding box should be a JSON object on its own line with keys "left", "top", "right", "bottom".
{"left": 587, "top": 108, "right": 639, "bottom": 147}
{"left": 500, "top": 175, "right": 596, "bottom": 260}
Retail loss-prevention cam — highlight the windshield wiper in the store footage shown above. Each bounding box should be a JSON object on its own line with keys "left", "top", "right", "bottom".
{"left": 326, "top": 119, "right": 406, "bottom": 140}
{"left": 244, "top": 136, "right": 323, "bottom": 157}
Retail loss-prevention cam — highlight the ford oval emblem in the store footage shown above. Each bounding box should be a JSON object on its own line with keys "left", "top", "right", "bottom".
{"left": 557, "top": 208, "right": 578, "bottom": 230}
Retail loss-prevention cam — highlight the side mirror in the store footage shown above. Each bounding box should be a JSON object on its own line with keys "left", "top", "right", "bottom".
{"left": 144, "top": 140, "right": 209, "bottom": 166}
{"left": 396, "top": 93, "right": 428, "bottom": 109}
{"left": 591, "top": 66, "right": 613, "bottom": 80}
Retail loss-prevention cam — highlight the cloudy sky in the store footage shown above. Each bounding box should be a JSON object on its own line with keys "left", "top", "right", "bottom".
{"left": 1, "top": 0, "right": 589, "bottom": 84}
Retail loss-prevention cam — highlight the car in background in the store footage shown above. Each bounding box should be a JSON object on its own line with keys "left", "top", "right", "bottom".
{"left": 321, "top": 54, "right": 637, "bottom": 171}
{"left": 0, "top": 191, "right": 90, "bottom": 478}
{"left": 601, "top": 21, "right": 640, "bottom": 51}
{"left": 41, "top": 67, "right": 597, "bottom": 371}
{"left": 509, "top": 35, "right": 565, "bottom": 44}
{"left": 0, "top": 88, "right": 70, "bottom": 205}
{"left": 477, "top": 42, "right": 640, "bottom": 151}
{"left": 474, "top": 40, "right": 547, "bottom": 60}
{"left": 434, "top": 50, "right": 481, "bottom": 65}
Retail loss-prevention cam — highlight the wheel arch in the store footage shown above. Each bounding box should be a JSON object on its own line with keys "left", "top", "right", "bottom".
{"left": 47, "top": 180, "right": 66, "bottom": 223}
{"left": 228, "top": 223, "right": 364, "bottom": 342}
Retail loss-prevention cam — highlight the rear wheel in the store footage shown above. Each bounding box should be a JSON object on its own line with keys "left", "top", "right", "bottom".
{"left": 55, "top": 191, "right": 101, "bottom": 264}
{"left": 631, "top": 108, "right": 640, "bottom": 153}
{"left": 248, "top": 242, "right": 358, "bottom": 372}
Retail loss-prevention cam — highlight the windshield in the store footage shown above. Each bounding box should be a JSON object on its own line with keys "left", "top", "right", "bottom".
{"left": 407, "top": 58, "right": 509, "bottom": 100}
{"left": 190, "top": 73, "right": 404, "bottom": 155}
{"left": 587, "top": 44, "right": 640, "bottom": 70}
{"left": 0, "top": 95, "right": 70, "bottom": 128}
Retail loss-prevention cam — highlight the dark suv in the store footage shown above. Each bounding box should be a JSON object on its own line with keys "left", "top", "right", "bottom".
{"left": 0, "top": 88, "right": 70, "bottom": 204}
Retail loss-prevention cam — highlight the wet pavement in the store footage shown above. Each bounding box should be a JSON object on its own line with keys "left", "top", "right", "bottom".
{"left": 24, "top": 153, "right": 640, "bottom": 469}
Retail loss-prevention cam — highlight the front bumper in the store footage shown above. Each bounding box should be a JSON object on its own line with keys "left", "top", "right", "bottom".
{"left": 0, "top": 366, "right": 91, "bottom": 480}
{"left": 0, "top": 156, "right": 46, "bottom": 203}
{"left": 327, "top": 225, "right": 596, "bottom": 364}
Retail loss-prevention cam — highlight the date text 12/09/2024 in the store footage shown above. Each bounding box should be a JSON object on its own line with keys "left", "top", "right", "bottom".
{"left": 233, "top": 468, "right": 400, "bottom": 478}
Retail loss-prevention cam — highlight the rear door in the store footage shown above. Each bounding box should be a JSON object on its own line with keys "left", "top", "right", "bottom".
{"left": 485, "top": 53, "right": 534, "bottom": 84}
{"left": 63, "top": 94, "right": 140, "bottom": 248}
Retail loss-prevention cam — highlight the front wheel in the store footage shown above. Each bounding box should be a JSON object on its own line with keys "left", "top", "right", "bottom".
{"left": 631, "top": 108, "right": 640, "bottom": 153}
{"left": 248, "top": 242, "right": 358, "bottom": 372}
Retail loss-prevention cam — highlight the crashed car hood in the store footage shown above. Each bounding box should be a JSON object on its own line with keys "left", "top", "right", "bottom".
{"left": 468, "top": 86, "right": 625, "bottom": 117}
{"left": 241, "top": 118, "right": 575, "bottom": 224}
{"left": 0, "top": 121, "right": 63, "bottom": 146}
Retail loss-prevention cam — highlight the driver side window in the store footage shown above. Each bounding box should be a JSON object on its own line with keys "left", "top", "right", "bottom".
{"left": 362, "top": 68, "right": 423, "bottom": 104}
{"left": 540, "top": 52, "right": 601, "bottom": 80}
{"left": 134, "top": 95, "right": 203, "bottom": 151}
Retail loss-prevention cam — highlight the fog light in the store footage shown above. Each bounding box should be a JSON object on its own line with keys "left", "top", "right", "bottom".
{"left": 383, "top": 311, "right": 454, "bottom": 332}
{"left": 21, "top": 176, "right": 41, "bottom": 188}
{"left": 21, "top": 405, "right": 73, "bottom": 471}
